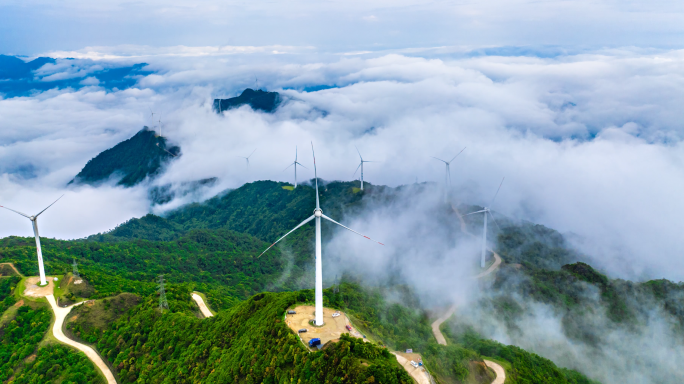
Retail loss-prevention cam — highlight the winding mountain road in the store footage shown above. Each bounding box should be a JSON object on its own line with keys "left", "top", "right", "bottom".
{"left": 427, "top": 204, "right": 506, "bottom": 384}
{"left": 192, "top": 293, "right": 214, "bottom": 318}
{"left": 46, "top": 295, "right": 117, "bottom": 384}
{"left": 0, "top": 262, "right": 21, "bottom": 276}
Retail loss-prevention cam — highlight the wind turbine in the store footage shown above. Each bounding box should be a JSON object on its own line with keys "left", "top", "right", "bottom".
{"left": 0, "top": 195, "right": 64, "bottom": 286}
{"left": 283, "top": 146, "right": 307, "bottom": 188}
{"left": 433, "top": 147, "right": 466, "bottom": 203}
{"left": 237, "top": 149, "right": 257, "bottom": 169}
{"left": 158, "top": 114, "right": 162, "bottom": 137}
{"left": 149, "top": 108, "right": 156, "bottom": 129}
{"left": 259, "top": 143, "right": 384, "bottom": 326}
{"left": 353, "top": 146, "right": 376, "bottom": 191}
{"left": 463, "top": 178, "right": 505, "bottom": 268}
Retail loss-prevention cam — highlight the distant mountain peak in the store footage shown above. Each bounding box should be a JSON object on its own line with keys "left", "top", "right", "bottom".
{"left": 69, "top": 127, "right": 180, "bottom": 187}
{"left": 214, "top": 88, "right": 281, "bottom": 113}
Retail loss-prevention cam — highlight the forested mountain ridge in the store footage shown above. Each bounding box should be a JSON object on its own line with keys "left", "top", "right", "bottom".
{"left": 214, "top": 88, "right": 281, "bottom": 113}
{"left": 69, "top": 128, "right": 180, "bottom": 187}
{"left": 1, "top": 228, "right": 297, "bottom": 310}
{"left": 92, "top": 180, "right": 415, "bottom": 244}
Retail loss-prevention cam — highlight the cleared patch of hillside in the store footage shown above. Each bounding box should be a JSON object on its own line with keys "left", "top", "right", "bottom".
{"left": 66, "top": 293, "right": 142, "bottom": 344}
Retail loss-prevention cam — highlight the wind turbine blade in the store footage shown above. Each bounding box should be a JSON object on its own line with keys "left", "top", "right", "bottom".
{"left": 247, "top": 148, "right": 257, "bottom": 159}
{"left": 283, "top": 162, "right": 295, "bottom": 172}
{"left": 463, "top": 210, "right": 486, "bottom": 216}
{"left": 449, "top": 146, "right": 467, "bottom": 163}
{"left": 321, "top": 214, "right": 384, "bottom": 246}
{"left": 35, "top": 195, "right": 64, "bottom": 217}
{"left": 311, "top": 142, "right": 320, "bottom": 209}
{"left": 353, "top": 162, "right": 362, "bottom": 177}
{"left": 489, "top": 177, "right": 505, "bottom": 208}
{"left": 0, "top": 205, "right": 31, "bottom": 219}
{"left": 355, "top": 145, "right": 363, "bottom": 161}
{"left": 488, "top": 211, "right": 502, "bottom": 232}
{"left": 295, "top": 162, "right": 308, "bottom": 169}
{"left": 258, "top": 215, "right": 316, "bottom": 258}
{"left": 432, "top": 157, "right": 448, "bottom": 164}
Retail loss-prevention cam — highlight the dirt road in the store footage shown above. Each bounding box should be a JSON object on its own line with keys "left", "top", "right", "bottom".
{"left": 393, "top": 352, "right": 431, "bottom": 384}
{"left": 0, "top": 262, "right": 21, "bottom": 276}
{"left": 426, "top": 204, "right": 506, "bottom": 384}
{"left": 46, "top": 295, "right": 117, "bottom": 384}
{"left": 192, "top": 293, "right": 214, "bottom": 318}
{"left": 484, "top": 360, "right": 506, "bottom": 384}
{"left": 431, "top": 305, "right": 456, "bottom": 346}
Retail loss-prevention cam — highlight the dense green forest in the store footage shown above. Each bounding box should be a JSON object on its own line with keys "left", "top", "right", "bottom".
{"left": 69, "top": 128, "right": 180, "bottom": 187}
{"left": 214, "top": 88, "right": 281, "bottom": 113}
{"left": 92, "top": 289, "right": 413, "bottom": 383}
{"left": 0, "top": 276, "right": 20, "bottom": 314}
{"left": 0, "top": 306, "right": 52, "bottom": 381}
{"left": 10, "top": 344, "right": 104, "bottom": 384}
{"left": 0, "top": 228, "right": 296, "bottom": 310}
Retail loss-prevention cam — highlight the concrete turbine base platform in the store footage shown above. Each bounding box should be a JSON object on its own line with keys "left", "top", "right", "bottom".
{"left": 285, "top": 305, "right": 355, "bottom": 348}
{"left": 23, "top": 276, "right": 55, "bottom": 297}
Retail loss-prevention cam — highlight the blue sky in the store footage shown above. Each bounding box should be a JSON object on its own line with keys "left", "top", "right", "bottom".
{"left": 2, "top": 0, "right": 684, "bottom": 55}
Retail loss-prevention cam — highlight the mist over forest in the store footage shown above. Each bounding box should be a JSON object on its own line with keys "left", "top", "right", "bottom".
{"left": 2, "top": 3, "right": 684, "bottom": 381}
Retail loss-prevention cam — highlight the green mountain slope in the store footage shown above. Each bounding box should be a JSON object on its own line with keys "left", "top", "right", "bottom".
{"left": 93, "top": 180, "right": 416, "bottom": 244}
{"left": 70, "top": 128, "right": 180, "bottom": 187}
{"left": 214, "top": 88, "right": 281, "bottom": 113}
{"left": 95, "top": 290, "right": 413, "bottom": 383}
{"left": 0, "top": 228, "right": 297, "bottom": 310}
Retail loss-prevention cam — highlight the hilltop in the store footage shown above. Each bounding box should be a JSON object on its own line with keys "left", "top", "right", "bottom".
{"left": 214, "top": 88, "right": 281, "bottom": 113}
{"left": 69, "top": 128, "right": 180, "bottom": 187}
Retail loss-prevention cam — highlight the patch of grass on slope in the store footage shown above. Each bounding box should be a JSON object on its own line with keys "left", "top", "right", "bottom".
{"left": 66, "top": 293, "right": 142, "bottom": 344}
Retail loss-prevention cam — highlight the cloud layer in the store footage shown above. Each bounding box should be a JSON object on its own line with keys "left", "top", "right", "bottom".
{"left": 1, "top": 47, "right": 683, "bottom": 283}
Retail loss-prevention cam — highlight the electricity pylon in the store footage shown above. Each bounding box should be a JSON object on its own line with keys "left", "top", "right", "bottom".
{"left": 157, "top": 275, "right": 169, "bottom": 312}
{"left": 72, "top": 259, "right": 79, "bottom": 277}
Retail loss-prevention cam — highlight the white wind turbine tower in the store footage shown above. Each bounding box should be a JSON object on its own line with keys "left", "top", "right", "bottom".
{"left": 463, "top": 178, "right": 505, "bottom": 268}
{"left": 149, "top": 108, "right": 156, "bottom": 129}
{"left": 259, "top": 143, "right": 384, "bottom": 325}
{"left": 237, "top": 149, "right": 257, "bottom": 169}
{"left": 158, "top": 114, "right": 162, "bottom": 137}
{"left": 283, "top": 146, "right": 307, "bottom": 188}
{"left": 353, "top": 146, "right": 376, "bottom": 191}
{"left": 432, "top": 147, "right": 466, "bottom": 203}
{"left": 0, "top": 195, "right": 64, "bottom": 286}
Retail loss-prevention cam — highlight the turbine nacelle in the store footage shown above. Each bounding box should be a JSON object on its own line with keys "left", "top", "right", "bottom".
{"left": 314, "top": 208, "right": 323, "bottom": 217}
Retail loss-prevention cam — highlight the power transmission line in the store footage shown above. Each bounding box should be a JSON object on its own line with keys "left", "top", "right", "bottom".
{"left": 72, "top": 258, "right": 79, "bottom": 277}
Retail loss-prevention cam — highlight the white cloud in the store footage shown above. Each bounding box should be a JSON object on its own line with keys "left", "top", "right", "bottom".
{"left": 1, "top": 48, "right": 684, "bottom": 284}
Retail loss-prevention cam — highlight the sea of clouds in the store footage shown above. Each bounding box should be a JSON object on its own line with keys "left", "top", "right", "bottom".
{"left": 0, "top": 46, "right": 683, "bottom": 285}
